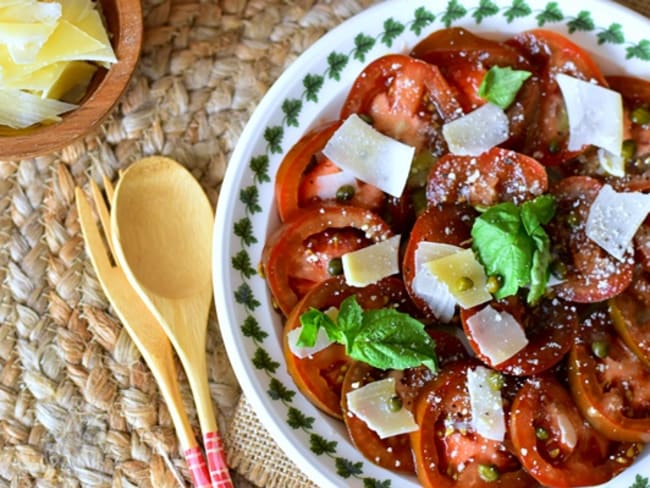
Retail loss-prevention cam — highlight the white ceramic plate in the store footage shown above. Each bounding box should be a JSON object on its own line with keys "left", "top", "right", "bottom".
{"left": 214, "top": 1, "right": 650, "bottom": 487}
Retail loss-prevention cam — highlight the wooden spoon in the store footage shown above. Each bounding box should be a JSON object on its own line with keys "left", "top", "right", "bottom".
{"left": 110, "top": 156, "right": 233, "bottom": 488}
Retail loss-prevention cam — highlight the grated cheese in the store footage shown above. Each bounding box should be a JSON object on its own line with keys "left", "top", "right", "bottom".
{"left": 322, "top": 114, "right": 415, "bottom": 198}
{"left": 442, "top": 103, "right": 509, "bottom": 156}
{"left": 346, "top": 377, "right": 418, "bottom": 439}
{"left": 465, "top": 305, "right": 528, "bottom": 364}
{"left": 556, "top": 73, "right": 623, "bottom": 157}
{"left": 586, "top": 184, "right": 650, "bottom": 261}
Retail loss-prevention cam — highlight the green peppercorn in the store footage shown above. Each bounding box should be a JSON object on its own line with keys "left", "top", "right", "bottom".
{"left": 336, "top": 184, "right": 356, "bottom": 202}
{"left": 536, "top": 427, "right": 550, "bottom": 441}
{"left": 327, "top": 257, "right": 343, "bottom": 276}
{"left": 456, "top": 276, "right": 474, "bottom": 292}
{"left": 622, "top": 139, "right": 637, "bottom": 161}
{"left": 486, "top": 275, "right": 502, "bottom": 295}
{"left": 591, "top": 340, "right": 609, "bottom": 359}
{"left": 478, "top": 464, "right": 500, "bottom": 482}
{"left": 387, "top": 395, "right": 403, "bottom": 413}
{"left": 487, "top": 372, "right": 505, "bottom": 392}
{"left": 631, "top": 106, "right": 650, "bottom": 126}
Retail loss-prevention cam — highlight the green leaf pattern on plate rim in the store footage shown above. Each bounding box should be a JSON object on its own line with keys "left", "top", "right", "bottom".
{"left": 230, "top": 1, "right": 650, "bottom": 486}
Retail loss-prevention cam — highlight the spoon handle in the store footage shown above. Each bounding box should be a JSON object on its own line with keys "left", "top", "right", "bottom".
{"left": 204, "top": 431, "right": 233, "bottom": 487}
{"left": 183, "top": 447, "right": 212, "bottom": 488}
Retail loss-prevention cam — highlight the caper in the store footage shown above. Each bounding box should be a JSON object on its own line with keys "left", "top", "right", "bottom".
{"left": 591, "top": 340, "right": 609, "bottom": 359}
{"left": 548, "top": 139, "right": 561, "bottom": 154}
{"left": 478, "top": 464, "right": 500, "bottom": 482}
{"left": 487, "top": 372, "right": 505, "bottom": 392}
{"left": 387, "top": 395, "right": 403, "bottom": 413}
{"left": 631, "top": 106, "right": 650, "bottom": 126}
{"left": 535, "top": 427, "right": 550, "bottom": 441}
{"left": 550, "top": 260, "right": 568, "bottom": 280}
{"left": 456, "top": 276, "right": 474, "bottom": 292}
{"left": 327, "top": 257, "right": 343, "bottom": 276}
{"left": 548, "top": 448, "right": 561, "bottom": 458}
{"left": 566, "top": 211, "right": 580, "bottom": 228}
{"left": 359, "top": 113, "right": 374, "bottom": 125}
{"left": 486, "top": 275, "right": 502, "bottom": 295}
{"left": 336, "top": 184, "right": 356, "bottom": 202}
{"left": 622, "top": 139, "right": 637, "bottom": 160}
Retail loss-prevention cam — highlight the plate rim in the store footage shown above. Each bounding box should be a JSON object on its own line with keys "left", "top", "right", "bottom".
{"left": 213, "top": 1, "right": 650, "bottom": 487}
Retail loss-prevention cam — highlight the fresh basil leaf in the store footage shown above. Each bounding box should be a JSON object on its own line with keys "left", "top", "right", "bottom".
{"left": 296, "top": 296, "right": 438, "bottom": 372}
{"left": 297, "top": 307, "right": 338, "bottom": 347}
{"left": 522, "top": 195, "right": 556, "bottom": 304}
{"left": 471, "top": 203, "right": 533, "bottom": 298}
{"left": 351, "top": 308, "right": 438, "bottom": 372}
{"left": 527, "top": 232, "right": 551, "bottom": 304}
{"left": 521, "top": 194, "right": 556, "bottom": 232}
{"left": 336, "top": 295, "right": 364, "bottom": 343}
{"left": 478, "top": 66, "right": 532, "bottom": 109}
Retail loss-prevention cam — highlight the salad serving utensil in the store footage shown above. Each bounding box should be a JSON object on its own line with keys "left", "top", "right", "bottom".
{"left": 76, "top": 176, "right": 211, "bottom": 487}
{"left": 109, "top": 156, "right": 233, "bottom": 488}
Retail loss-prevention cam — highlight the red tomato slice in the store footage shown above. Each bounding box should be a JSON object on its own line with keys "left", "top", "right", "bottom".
{"left": 569, "top": 305, "right": 650, "bottom": 442}
{"left": 547, "top": 176, "right": 633, "bottom": 302}
{"left": 340, "top": 329, "right": 468, "bottom": 474}
{"left": 510, "top": 375, "right": 639, "bottom": 487}
{"left": 410, "top": 27, "right": 540, "bottom": 148}
{"left": 508, "top": 29, "right": 608, "bottom": 166}
{"left": 610, "top": 283, "right": 650, "bottom": 368}
{"left": 606, "top": 76, "right": 650, "bottom": 192}
{"left": 461, "top": 295, "right": 577, "bottom": 376}
{"left": 341, "top": 362, "right": 417, "bottom": 473}
{"left": 426, "top": 147, "right": 548, "bottom": 207}
{"left": 340, "top": 54, "right": 462, "bottom": 152}
{"left": 262, "top": 205, "right": 392, "bottom": 316}
{"left": 284, "top": 277, "right": 411, "bottom": 419}
{"left": 402, "top": 204, "right": 476, "bottom": 319}
{"left": 410, "top": 361, "right": 533, "bottom": 487}
{"left": 275, "top": 120, "right": 385, "bottom": 222}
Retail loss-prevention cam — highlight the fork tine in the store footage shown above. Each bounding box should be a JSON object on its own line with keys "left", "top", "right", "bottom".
{"left": 102, "top": 174, "right": 115, "bottom": 203}
{"left": 75, "top": 188, "right": 113, "bottom": 276}
{"left": 89, "top": 179, "right": 116, "bottom": 257}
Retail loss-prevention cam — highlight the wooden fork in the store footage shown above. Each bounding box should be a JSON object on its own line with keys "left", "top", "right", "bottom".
{"left": 76, "top": 177, "right": 211, "bottom": 487}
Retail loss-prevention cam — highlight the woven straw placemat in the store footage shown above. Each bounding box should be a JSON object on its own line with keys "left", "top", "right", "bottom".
{"left": 0, "top": 1, "right": 648, "bottom": 487}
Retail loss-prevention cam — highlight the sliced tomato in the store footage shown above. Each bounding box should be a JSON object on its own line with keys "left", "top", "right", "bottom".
{"left": 402, "top": 204, "right": 476, "bottom": 319}
{"left": 340, "top": 362, "right": 416, "bottom": 473}
{"left": 426, "top": 147, "right": 548, "bottom": 207}
{"left": 262, "top": 205, "right": 393, "bottom": 316}
{"left": 508, "top": 29, "right": 607, "bottom": 166}
{"left": 610, "top": 280, "right": 650, "bottom": 367}
{"left": 410, "top": 27, "right": 539, "bottom": 149}
{"left": 606, "top": 76, "right": 650, "bottom": 192}
{"left": 461, "top": 295, "right": 577, "bottom": 376}
{"left": 510, "top": 375, "right": 639, "bottom": 487}
{"left": 274, "top": 120, "right": 385, "bottom": 222}
{"left": 410, "top": 361, "right": 533, "bottom": 487}
{"left": 547, "top": 176, "right": 633, "bottom": 302}
{"left": 284, "top": 276, "right": 411, "bottom": 418}
{"left": 568, "top": 305, "right": 650, "bottom": 442}
{"left": 340, "top": 54, "right": 462, "bottom": 153}
{"left": 634, "top": 223, "right": 650, "bottom": 272}
{"left": 411, "top": 27, "right": 530, "bottom": 70}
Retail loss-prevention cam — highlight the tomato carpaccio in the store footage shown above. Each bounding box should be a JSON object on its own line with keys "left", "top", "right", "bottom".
{"left": 262, "top": 26, "right": 650, "bottom": 488}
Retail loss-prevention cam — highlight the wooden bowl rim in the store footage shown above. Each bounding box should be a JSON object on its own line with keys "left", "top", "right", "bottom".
{"left": 0, "top": 0, "right": 144, "bottom": 160}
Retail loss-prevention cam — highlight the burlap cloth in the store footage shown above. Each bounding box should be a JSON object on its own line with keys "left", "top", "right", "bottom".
{"left": 0, "top": 0, "right": 648, "bottom": 487}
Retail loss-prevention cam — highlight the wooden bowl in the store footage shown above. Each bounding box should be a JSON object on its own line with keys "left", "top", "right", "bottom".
{"left": 0, "top": 0, "right": 143, "bottom": 160}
